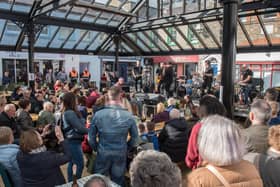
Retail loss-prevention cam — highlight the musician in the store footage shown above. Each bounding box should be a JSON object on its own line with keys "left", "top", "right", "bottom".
{"left": 156, "top": 62, "right": 165, "bottom": 94}
{"left": 202, "top": 60, "right": 213, "bottom": 94}
{"left": 162, "top": 62, "right": 174, "bottom": 98}
{"left": 239, "top": 64, "right": 253, "bottom": 105}
{"left": 69, "top": 67, "right": 78, "bottom": 84}
{"left": 132, "top": 61, "right": 143, "bottom": 92}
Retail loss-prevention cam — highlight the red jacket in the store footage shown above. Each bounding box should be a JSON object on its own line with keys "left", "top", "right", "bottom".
{"left": 82, "top": 122, "right": 92, "bottom": 153}
{"left": 185, "top": 121, "right": 202, "bottom": 169}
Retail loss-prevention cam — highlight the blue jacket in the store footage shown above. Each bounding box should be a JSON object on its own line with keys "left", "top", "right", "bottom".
{"left": 17, "top": 140, "right": 71, "bottom": 187}
{"left": 62, "top": 110, "right": 88, "bottom": 141}
{"left": 0, "top": 144, "right": 21, "bottom": 187}
{"left": 88, "top": 105, "right": 139, "bottom": 154}
{"left": 145, "top": 132, "right": 159, "bottom": 151}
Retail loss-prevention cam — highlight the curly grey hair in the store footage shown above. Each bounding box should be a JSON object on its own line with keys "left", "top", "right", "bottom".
{"left": 129, "top": 150, "right": 182, "bottom": 187}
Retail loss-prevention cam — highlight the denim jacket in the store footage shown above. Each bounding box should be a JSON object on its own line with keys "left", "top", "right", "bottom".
{"left": 62, "top": 110, "right": 88, "bottom": 141}
{"left": 0, "top": 144, "right": 21, "bottom": 187}
{"left": 88, "top": 105, "right": 139, "bottom": 154}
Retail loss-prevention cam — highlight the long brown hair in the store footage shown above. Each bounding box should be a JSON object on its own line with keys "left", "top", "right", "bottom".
{"left": 61, "top": 92, "right": 82, "bottom": 117}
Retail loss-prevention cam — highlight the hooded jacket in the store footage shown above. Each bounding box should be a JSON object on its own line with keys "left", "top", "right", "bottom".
{"left": 158, "top": 117, "right": 192, "bottom": 162}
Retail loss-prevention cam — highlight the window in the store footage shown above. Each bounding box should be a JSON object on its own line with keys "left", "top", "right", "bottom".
{"left": 166, "top": 28, "right": 176, "bottom": 46}
{"left": 59, "top": 28, "right": 75, "bottom": 41}
{"left": 150, "top": 32, "right": 159, "bottom": 48}
{"left": 6, "top": 22, "right": 20, "bottom": 33}
{"left": 186, "top": 27, "right": 198, "bottom": 44}
{"left": 263, "top": 12, "right": 277, "bottom": 19}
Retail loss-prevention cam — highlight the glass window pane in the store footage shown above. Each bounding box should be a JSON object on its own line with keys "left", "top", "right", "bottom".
{"left": 177, "top": 25, "right": 203, "bottom": 48}
{"left": 243, "top": 16, "right": 268, "bottom": 46}
{"left": 262, "top": 15, "right": 280, "bottom": 45}
{"left": 148, "top": 30, "right": 169, "bottom": 51}
{"left": 237, "top": 22, "right": 250, "bottom": 47}
{"left": 35, "top": 26, "right": 58, "bottom": 47}
{"left": 173, "top": 0, "right": 183, "bottom": 15}
{"left": 137, "top": 32, "right": 160, "bottom": 52}
{"left": 162, "top": 0, "right": 171, "bottom": 17}
{"left": 76, "top": 31, "right": 98, "bottom": 50}
{"left": 190, "top": 23, "right": 218, "bottom": 48}
{"left": 87, "top": 33, "right": 108, "bottom": 51}
{"left": 185, "top": 0, "right": 199, "bottom": 13}
{"left": 126, "top": 33, "right": 150, "bottom": 52}
{"left": 149, "top": 0, "right": 158, "bottom": 19}
{"left": 0, "top": 21, "right": 20, "bottom": 46}
{"left": 205, "top": 21, "right": 222, "bottom": 46}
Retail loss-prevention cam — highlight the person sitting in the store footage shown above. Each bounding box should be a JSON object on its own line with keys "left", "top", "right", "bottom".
{"left": 11, "top": 86, "right": 23, "bottom": 101}
{"left": 185, "top": 95, "right": 227, "bottom": 169}
{"left": 0, "top": 127, "right": 21, "bottom": 187}
{"left": 138, "top": 123, "right": 147, "bottom": 142}
{"left": 243, "top": 125, "right": 280, "bottom": 187}
{"left": 37, "top": 101, "right": 55, "bottom": 129}
{"left": 152, "top": 98, "right": 176, "bottom": 123}
{"left": 129, "top": 150, "right": 182, "bottom": 187}
{"left": 84, "top": 174, "right": 119, "bottom": 187}
{"left": 152, "top": 102, "right": 169, "bottom": 123}
{"left": 2, "top": 71, "right": 11, "bottom": 86}
{"left": 186, "top": 115, "right": 263, "bottom": 187}
{"left": 143, "top": 122, "right": 159, "bottom": 151}
{"left": 242, "top": 99, "right": 271, "bottom": 153}
{"left": 159, "top": 108, "right": 192, "bottom": 163}
{"left": 16, "top": 99, "right": 33, "bottom": 131}
{"left": 0, "top": 104, "right": 21, "bottom": 139}
{"left": 17, "top": 126, "right": 71, "bottom": 187}
{"left": 264, "top": 87, "right": 279, "bottom": 102}
{"left": 268, "top": 101, "right": 280, "bottom": 126}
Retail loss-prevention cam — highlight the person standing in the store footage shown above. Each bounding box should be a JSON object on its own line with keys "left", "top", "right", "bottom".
{"left": 202, "top": 60, "right": 213, "bottom": 95}
{"left": 162, "top": 62, "right": 174, "bottom": 98}
{"left": 80, "top": 68, "right": 91, "bottom": 88}
{"left": 57, "top": 68, "right": 68, "bottom": 83}
{"left": 61, "top": 92, "right": 89, "bottom": 181}
{"left": 69, "top": 67, "right": 79, "bottom": 84}
{"left": 239, "top": 64, "right": 253, "bottom": 105}
{"left": 88, "top": 86, "right": 139, "bottom": 186}
{"left": 156, "top": 62, "right": 165, "bottom": 94}
{"left": 2, "top": 71, "right": 11, "bottom": 86}
{"left": 132, "top": 61, "right": 143, "bottom": 92}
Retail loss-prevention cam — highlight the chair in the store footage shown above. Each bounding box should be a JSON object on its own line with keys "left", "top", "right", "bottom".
{"left": 0, "top": 162, "right": 13, "bottom": 187}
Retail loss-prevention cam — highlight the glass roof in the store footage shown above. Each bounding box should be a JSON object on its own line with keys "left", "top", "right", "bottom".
{"left": 0, "top": 0, "right": 278, "bottom": 55}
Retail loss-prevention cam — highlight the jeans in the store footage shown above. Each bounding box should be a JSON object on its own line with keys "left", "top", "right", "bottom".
{"left": 135, "top": 76, "right": 142, "bottom": 92}
{"left": 94, "top": 151, "right": 126, "bottom": 187}
{"left": 241, "top": 85, "right": 250, "bottom": 105}
{"left": 67, "top": 141, "right": 84, "bottom": 182}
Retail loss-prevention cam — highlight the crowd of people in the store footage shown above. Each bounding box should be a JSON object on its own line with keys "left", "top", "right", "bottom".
{"left": 0, "top": 73, "right": 280, "bottom": 187}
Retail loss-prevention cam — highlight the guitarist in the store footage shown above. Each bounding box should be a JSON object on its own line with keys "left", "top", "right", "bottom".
{"left": 132, "top": 61, "right": 143, "bottom": 92}
{"left": 156, "top": 62, "right": 165, "bottom": 94}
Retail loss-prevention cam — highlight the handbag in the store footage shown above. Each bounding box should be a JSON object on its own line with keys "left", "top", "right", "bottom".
{"left": 206, "top": 165, "right": 231, "bottom": 187}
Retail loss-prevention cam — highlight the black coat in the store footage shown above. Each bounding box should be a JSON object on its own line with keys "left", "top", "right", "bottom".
{"left": 17, "top": 140, "right": 71, "bottom": 187}
{"left": 0, "top": 112, "right": 21, "bottom": 139}
{"left": 158, "top": 118, "right": 192, "bottom": 162}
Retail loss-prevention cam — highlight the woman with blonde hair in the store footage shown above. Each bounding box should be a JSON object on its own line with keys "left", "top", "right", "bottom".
{"left": 186, "top": 115, "right": 263, "bottom": 187}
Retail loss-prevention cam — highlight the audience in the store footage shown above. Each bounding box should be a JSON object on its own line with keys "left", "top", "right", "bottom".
{"left": 159, "top": 108, "right": 192, "bottom": 163}
{"left": 0, "top": 127, "right": 21, "bottom": 187}
{"left": 16, "top": 99, "right": 33, "bottom": 130}
{"left": 264, "top": 88, "right": 279, "bottom": 102}
{"left": 17, "top": 126, "right": 71, "bottom": 187}
{"left": 268, "top": 101, "right": 280, "bottom": 126}
{"left": 129, "top": 150, "right": 182, "bottom": 187}
{"left": 152, "top": 102, "right": 169, "bottom": 123}
{"left": 242, "top": 99, "right": 271, "bottom": 153}
{"left": 37, "top": 101, "right": 55, "bottom": 128}
{"left": 185, "top": 95, "right": 226, "bottom": 169}
{"left": 186, "top": 115, "right": 263, "bottom": 187}
{"left": 84, "top": 174, "right": 119, "bottom": 187}
{"left": 0, "top": 104, "right": 20, "bottom": 139}
{"left": 0, "top": 95, "right": 7, "bottom": 113}
{"left": 141, "top": 122, "right": 159, "bottom": 151}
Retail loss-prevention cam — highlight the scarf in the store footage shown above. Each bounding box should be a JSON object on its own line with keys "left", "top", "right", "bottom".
{"left": 30, "top": 146, "right": 47, "bottom": 154}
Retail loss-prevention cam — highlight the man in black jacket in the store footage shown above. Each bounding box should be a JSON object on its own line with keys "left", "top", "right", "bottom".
{"left": 0, "top": 104, "right": 21, "bottom": 139}
{"left": 158, "top": 108, "right": 192, "bottom": 163}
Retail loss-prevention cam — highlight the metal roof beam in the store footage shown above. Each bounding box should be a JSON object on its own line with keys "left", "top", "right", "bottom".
{"left": 0, "top": 9, "right": 117, "bottom": 33}
{"left": 74, "top": 1, "right": 136, "bottom": 17}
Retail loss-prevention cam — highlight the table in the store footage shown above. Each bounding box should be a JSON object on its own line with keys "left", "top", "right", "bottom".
{"left": 55, "top": 174, "right": 120, "bottom": 187}
{"left": 30, "top": 113, "right": 38, "bottom": 121}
